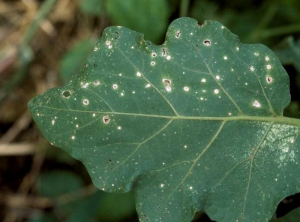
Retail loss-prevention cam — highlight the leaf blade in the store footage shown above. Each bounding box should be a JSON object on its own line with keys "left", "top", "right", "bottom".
{"left": 29, "top": 17, "right": 300, "bottom": 222}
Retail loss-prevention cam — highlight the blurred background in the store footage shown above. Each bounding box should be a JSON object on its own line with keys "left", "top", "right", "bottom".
{"left": 0, "top": 0, "right": 300, "bottom": 221}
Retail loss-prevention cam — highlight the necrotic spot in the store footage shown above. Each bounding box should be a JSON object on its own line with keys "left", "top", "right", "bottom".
{"left": 162, "top": 78, "right": 171, "bottom": 85}
{"left": 183, "top": 86, "right": 190, "bottom": 92}
{"left": 112, "top": 84, "right": 118, "bottom": 90}
{"left": 175, "top": 31, "right": 181, "bottom": 38}
{"left": 94, "top": 80, "right": 100, "bottom": 86}
{"left": 203, "top": 39, "right": 211, "bottom": 46}
{"left": 82, "top": 99, "right": 89, "bottom": 105}
{"left": 266, "top": 76, "right": 273, "bottom": 83}
{"left": 62, "top": 90, "right": 71, "bottom": 98}
{"left": 252, "top": 100, "right": 261, "bottom": 108}
{"left": 102, "top": 115, "right": 110, "bottom": 124}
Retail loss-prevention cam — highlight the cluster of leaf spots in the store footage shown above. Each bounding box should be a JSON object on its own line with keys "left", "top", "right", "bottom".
{"left": 29, "top": 17, "right": 300, "bottom": 222}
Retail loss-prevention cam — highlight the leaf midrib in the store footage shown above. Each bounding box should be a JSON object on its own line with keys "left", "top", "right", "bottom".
{"left": 30, "top": 103, "right": 300, "bottom": 127}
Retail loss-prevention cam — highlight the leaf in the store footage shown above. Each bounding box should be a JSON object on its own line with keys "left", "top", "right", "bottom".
{"left": 78, "top": 0, "right": 102, "bottom": 16}
{"left": 105, "top": 0, "right": 170, "bottom": 43}
{"left": 28, "top": 17, "right": 300, "bottom": 222}
{"left": 60, "top": 38, "right": 97, "bottom": 84}
{"left": 270, "top": 208, "right": 300, "bottom": 222}
{"left": 38, "top": 170, "right": 83, "bottom": 198}
{"left": 274, "top": 36, "right": 300, "bottom": 72}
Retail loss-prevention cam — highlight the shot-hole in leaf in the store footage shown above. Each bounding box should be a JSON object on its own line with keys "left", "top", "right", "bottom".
{"left": 28, "top": 17, "right": 300, "bottom": 222}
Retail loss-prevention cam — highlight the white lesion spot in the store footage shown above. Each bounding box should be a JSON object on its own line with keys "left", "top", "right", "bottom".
{"left": 216, "top": 75, "right": 220, "bottom": 80}
{"left": 151, "top": 61, "right": 156, "bottom": 66}
{"left": 254, "top": 52, "right": 259, "bottom": 56}
{"left": 145, "top": 83, "right": 151, "bottom": 88}
{"left": 51, "top": 120, "right": 55, "bottom": 125}
{"left": 201, "top": 78, "right": 206, "bottom": 83}
{"left": 165, "top": 86, "right": 172, "bottom": 92}
{"left": 71, "top": 136, "right": 75, "bottom": 140}
{"left": 214, "top": 89, "right": 219, "bottom": 94}
{"left": 81, "top": 82, "right": 89, "bottom": 89}
{"left": 252, "top": 100, "right": 261, "bottom": 108}
{"left": 160, "top": 184, "right": 164, "bottom": 188}
{"left": 106, "top": 40, "right": 112, "bottom": 49}
{"left": 249, "top": 66, "right": 255, "bottom": 71}
{"left": 136, "top": 72, "right": 142, "bottom": 77}
{"left": 236, "top": 47, "right": 239, "bottom": 51}
{"left": 82, "top": 99, "right": 89, "bottom": 106}
{"left": 94, "top": 47, "right": 99, "bottom": 51}
{"left": 266, "top": 64, "right": 272, "bottom": 70}
{"left": 117, "top": 126, "right": 122, "bottom": 130}
{"left": 203, "top": 39, "right": 211, "bottom": 46}
{"left": 102, "top": 115, "right": 110, "bottom": 124}
{"left": 265, "top": 56, "right": 270, "bottom": 61}
{"left": 151, "top": 52, "right": 157, "bottom": 57}
{"left": 166, "top": 55, "right": 171, "bottom": 60}
{"left": 223, "top": 56, "right": 228, "bottom": 60}
{"left": 93, "top": 80, "right": 100, "bottom": 86}
{"left": 183, "top": 86, "right": 190, "bottom": 92}
{"left": 266, "top": 76, "right": 273, "bottom": 83}
{"left": 162, "top": 78, "right": 172, "bottom": 92}
{"left": 112, "top": 84, "right": 118, "bottom": 90}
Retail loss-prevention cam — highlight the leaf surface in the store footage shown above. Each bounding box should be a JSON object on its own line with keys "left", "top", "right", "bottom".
{"left": 28, "top": 18, "right": 300, "bottom": 222}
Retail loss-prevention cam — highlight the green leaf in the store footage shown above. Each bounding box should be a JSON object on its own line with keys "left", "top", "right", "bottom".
{"left": 78, "top": 0, "right": 102, "bottom": 16}
{"left": 274, "top": 36, "right": 300, "bottom": 72}
{"left": 60, "top": 38, "right": 97, "bottom": 84}
{"left": 105, "top": 0, "right": 170, "bottom": 43}
{"left": 37, "top": 170, "right": 83, "bottom": 198}
{"left": 270, "top": 208, "right": 300, "bottom": 222}
{"left": 28, "top": 17, "right": 300, "bottom": 222}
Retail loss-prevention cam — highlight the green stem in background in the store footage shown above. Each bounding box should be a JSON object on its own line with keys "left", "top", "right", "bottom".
{"left": 0, "top": 0, "right": 57, "bottom": 104}
{"left": 180, "top": 0, "right": 190, "bottom": 17}
{"left": 259, "top": 23, "right": 300, "bottom": 39}
{"left": 247, "top": 4, "right": 278, "bottom": 42}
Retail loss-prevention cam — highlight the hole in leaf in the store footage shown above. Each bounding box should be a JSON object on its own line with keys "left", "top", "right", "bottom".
{"left": 266, "top": 76, "right": 273, "bottom": 83}
{"left": 162, "top": 48, "right": 166, "bottom": 56}
{"left": 203, "top": 39, "right": 211, "bottom": 46}
{"left": 162, "top": 78, "right": 171, "bottom": 86}
{"left": 62, "top": 90, "right": 71, "bottom": 98}
{"left": 175, "top": 31, "right": 181, "bottom": 38}
{"left": 82, "top": 99, "right": 89, "bottom": 106}
{"left": 102, "top": 115, "right": 110, "bottom": 124}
